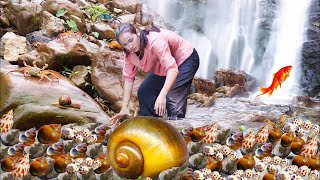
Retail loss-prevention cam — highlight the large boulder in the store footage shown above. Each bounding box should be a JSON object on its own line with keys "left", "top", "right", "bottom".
{"left": 18, "top": 36, "right": 99, "bottom": 70}
{"left": 4, "top": 0, "right": 42, "bottom": 35}
{"left": 91, "top": 47, "right": 146, "bottom": 113}
{"left": 300, "top": 0, "right": 320, "bottom": 97}
{"left": 0, "top": 32, "right": 27, "bottom": 61}
{"left": 0, "top": 62, "right": 110, "bottom": 130}
{"left": 112, "top": 0, "right": 138, "bottom": 14}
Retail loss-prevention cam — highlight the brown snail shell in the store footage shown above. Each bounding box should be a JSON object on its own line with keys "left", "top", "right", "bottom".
{"left": 59, "top": 95, "right": 72, "bottom": 106}
{"left": 308, "top": 154, "right": 320, "bottom": 170}
{"left": 292, "top": 155, "right": 309, "bottom": 167}
{"left": 268, "top": 127, "right": 282, "bottom": 143}
{"left": 1, "top": 156, "right": 16, "bottom": 172}
{"left": 107, "top": 117, "right": 188, "bottom": 179}
{"left": 237, "top": 153, "right": 256, "bottom": 170}
{"left": 30, "top": 156, "right": 49, "bottom": 176}
{"left": 94, "top": 153, "right": 110, "bottom": 174}
{"left": 37, "top": 124, "right": 61, "bottom": 144}
{"left": 54, "top": 154, "right": 73, "bottom": 173}
{"left": 280, "top": 132, "right": 295, "bottom": 147}
{"left": 290, "top": 136, "right": 305, "bottom": 155}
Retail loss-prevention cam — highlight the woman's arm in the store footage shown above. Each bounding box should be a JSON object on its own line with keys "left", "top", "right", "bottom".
{"left": 110, "top": 81, "right": 134, "bottom": 124}
{"left": 154, "top": 70, "right": 178, "bottom": 116}
{"left": 122, "top": 80, "right": 134, "bottom": 109}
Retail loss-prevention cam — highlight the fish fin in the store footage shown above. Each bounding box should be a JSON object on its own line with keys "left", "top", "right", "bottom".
{"left": 267, "top": 89, "right": 274, "bottom": 96}
{"left": 256, "top": 87, "right": 269, "bottom": 97}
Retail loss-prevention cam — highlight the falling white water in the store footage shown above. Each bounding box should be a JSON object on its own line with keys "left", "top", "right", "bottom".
{"left": 141, "top": 0, "right": 312, "bottom": 104}
{"left": 253, "top": 0, "right": 311, "bottom": 104}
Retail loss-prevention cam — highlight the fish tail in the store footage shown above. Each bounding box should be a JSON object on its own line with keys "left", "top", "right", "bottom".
{"left": 267, "top": 89, "right": 274, "bottom": 96}
{"left": 256, "top": 87, "right": 269, "bottom": 97}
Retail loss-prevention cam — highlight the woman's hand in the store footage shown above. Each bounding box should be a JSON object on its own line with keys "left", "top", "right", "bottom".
{"left": 110, "top": 107, "right": 132, "bottom": 125}
{"left": 154, "top": 93, "right": 166, "bottom": 116}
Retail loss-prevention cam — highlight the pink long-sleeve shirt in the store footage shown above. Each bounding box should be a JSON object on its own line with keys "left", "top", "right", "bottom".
{"left": 123, "top": 28, "right": 194, "bottom": 82}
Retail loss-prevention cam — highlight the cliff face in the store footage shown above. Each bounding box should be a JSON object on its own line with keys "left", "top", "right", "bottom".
{"left": 300, "top": 0, "right": 320, "bottom": 97}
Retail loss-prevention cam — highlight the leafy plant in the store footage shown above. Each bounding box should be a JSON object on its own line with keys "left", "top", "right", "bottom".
{"left": 56, "top": 8, "right": 67, "bottom": 17}
{"left": 85, "top": 4, "right": 110, "bottom": 22}
{"left": 92, "top": 32, "right": 99, "bottom": 38}
{"left": 60, "top": 66, "right": 80, "bottom": 78}
{"left": 86, "top": 66, "right": 92, "bottom": 74}
{"left": 56, "top": 8, "right": 80, "bottom": 32}
{"left": 66, "top": 20, "right": 79, "bottom": 32}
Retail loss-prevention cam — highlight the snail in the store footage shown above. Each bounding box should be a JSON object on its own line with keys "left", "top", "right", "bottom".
{"left": 11, "top": 153, "right": 29, "bottom": 178}
{"left": 94, "top": 153, "right": 110, "bottom": 174}
{"left": 1, "top": 156, "right": 16, "bottom": 172}
{"left": 19, "top": 127, "right": 37, "bottom": 146}
{"left": 37, "top": 124, "right": 62, "bottom": 144}
{"left": 237, "top": 153, "right": 256, "bottom": 170}
{"left": 30, "top": 156, "right": 49, "bottom": 176}
{"left": 54, "top": 154, "right": 73, "bottom": 173}
{"left": 107, "top": 117, "right": 188, "bottom": 179}
{"left": 0, "top": 109, "right": 13, "bottom": 133}
{"left": 51, "top": 95, "right": 81, "bottom": 109}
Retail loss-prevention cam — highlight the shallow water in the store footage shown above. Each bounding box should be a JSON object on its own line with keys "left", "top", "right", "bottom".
{"left": 169, "top": 97, "right": 320, "bottom": 132}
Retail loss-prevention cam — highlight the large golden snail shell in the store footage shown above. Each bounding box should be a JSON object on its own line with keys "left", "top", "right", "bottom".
{"left": 59, "top": 95, "right": 72, "bottom": 106}
{"left": 107, "top": 117, "right": 188, "bottom": 179}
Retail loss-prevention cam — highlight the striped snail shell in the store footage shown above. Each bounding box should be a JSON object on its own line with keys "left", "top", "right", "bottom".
{"left": 107, "top": 117, "right": 188, "bottom": 179}
{"left": 59, "top": 95, "right": 72, "bottom": 106}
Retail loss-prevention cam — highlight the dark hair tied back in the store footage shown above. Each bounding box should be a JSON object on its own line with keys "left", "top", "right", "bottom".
{"left": 115, "top": 23, "right": 160, "bottom": 59}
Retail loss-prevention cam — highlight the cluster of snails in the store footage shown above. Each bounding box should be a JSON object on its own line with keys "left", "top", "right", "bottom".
{"left": 0, "top": 122, "right": 113, "bottom": 179}
{"left": 1, "top": 116, "right": 190, "bottom": 179}
{"left": 1, "top": 110, "right": 319, "bottom": 180}
{"left": 177, "top": 115, "right": 319, "bottom": 180}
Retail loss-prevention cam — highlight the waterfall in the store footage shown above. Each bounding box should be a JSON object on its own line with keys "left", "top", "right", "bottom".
{"left": 141, "top": 0, "right": 312, "bottom": 104}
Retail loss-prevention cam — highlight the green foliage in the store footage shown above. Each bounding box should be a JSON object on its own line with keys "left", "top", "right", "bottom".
{"left": 92, "top": 32, "right": 99, "bottom": 38}
{"left": 86, "top": 66, "right": 92, "bottom": 74}
{"left": 70, "top": 15, "right": 82, "bottom": 23}
{"left": 60, "top": 66, "right": 80, "bottom": 78}
{"left": 66, "top": 20, "right": 79, "bottom": 32}
{"left": 56, "top": 8, "right": 80, "bottom": 32}
{"left": 56, "top": 8, "right": 67, "bottom": 17}
{"left": 85, "top": 4, "right": 110, "bottom": 21}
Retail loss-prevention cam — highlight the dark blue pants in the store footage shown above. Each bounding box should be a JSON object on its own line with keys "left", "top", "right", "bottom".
{"left": 138, "top": 48, "right": 200, "bottom": 119}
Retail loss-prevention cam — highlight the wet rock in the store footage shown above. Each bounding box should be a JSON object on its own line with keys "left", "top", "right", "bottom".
{"left": 188, "top": 93, "right": 215, "bottom": 107}
{"left": 117, "top": 14, "right": 135, "bottom": 25}
{"left": 18, "top": 36, "right": 99, "bottom": 70}
{"left": 41, "top": 0, "right": 87, "bottom": 33}
{"left": 42, "top": 11, "right": 66, "bottom": 36}
{"left": 91, "top": 47, "right": 146, "bottom": 113}
{"left": 214, "top": 69, "right": 256, "bottom": 91}
{"left": 0, "top": 64, "right": 110, "bottom": 131}
{"left": 292, "top": 96, "right": 320, "bottom": 108}
{"left": 0, "top": 32, "right": 27, "bottom": 61}
{"left": 193, "top": 78, "right": 216, "bottom": 96}
{"left": 92, "top": 22, "right": 116, "bottom": 39}
{"left": 4, "top": 0, "right": 42, "bottom": 35}
{"left": 112, "top": 0, "right": 138, "bottom": 14}
{"left": 70, "top": 65, "right": 90, "bottom": 89}
{"left": 25, "top": 30, "right": 53, "bottom": 44}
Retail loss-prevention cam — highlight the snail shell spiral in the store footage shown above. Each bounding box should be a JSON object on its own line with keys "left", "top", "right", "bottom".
{"left": 107, "top": 117, "right": 188, "bottom": 179}
{"left": 59, "top": 95, "right": 72, "bottom": 106}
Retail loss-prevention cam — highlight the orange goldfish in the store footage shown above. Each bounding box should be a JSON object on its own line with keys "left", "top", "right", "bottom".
{"left": 257, "top": 65, "right": 292, "bottom": 96}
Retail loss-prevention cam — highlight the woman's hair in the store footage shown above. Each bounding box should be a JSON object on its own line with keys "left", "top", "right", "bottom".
{"left": 115, "top": 23, "right": 160, "bottom": 59}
